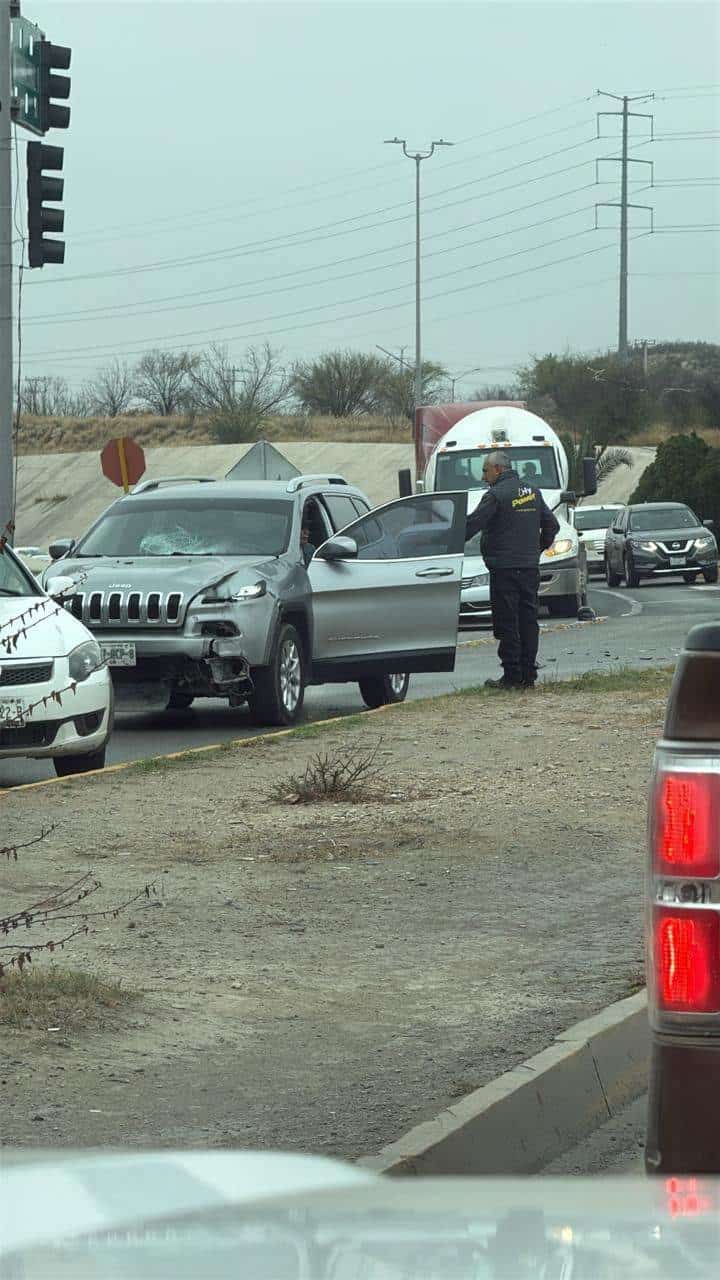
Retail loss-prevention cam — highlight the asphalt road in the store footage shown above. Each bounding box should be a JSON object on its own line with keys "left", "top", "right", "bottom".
{"left": 2, "top": 576, "right": 719, "bottom": 789}
{"left": 539, "top": 1093, "right": 647, "bottom": 1176}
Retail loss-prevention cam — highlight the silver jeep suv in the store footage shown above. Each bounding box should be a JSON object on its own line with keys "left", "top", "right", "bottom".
{"left": 43, "top": 476, "right": 466, "bottom": 726}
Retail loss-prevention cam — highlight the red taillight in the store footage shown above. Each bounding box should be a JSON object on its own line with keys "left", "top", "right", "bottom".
{"left": 655, "top": 909, "right": 720, "bottom": 1012}
{"left": 665, "top": 1177, "right": 715, "bottom": 1217}
{"left": 654, "top": 770, "right": 720, "bottom": 879}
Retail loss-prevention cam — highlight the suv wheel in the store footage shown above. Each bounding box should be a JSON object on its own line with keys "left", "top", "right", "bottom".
{"left": 54, "top": 745, "right": 107, "bottom": 777}
{"left": 703, "top": 565, "right": 719, "bottom": 584}
{"left": 359, "top": 672, "right": 410, "bottom": 709}
{"left": 624, "top": 554, "right": 640, "bottom": 588}
{"left": 248, "top": 623, "right": 305, "bottom": 726}
{"left": 605, "top": 556, "right": 622, "bottom": 588}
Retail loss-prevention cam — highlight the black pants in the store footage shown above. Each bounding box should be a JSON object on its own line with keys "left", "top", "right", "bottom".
{"left": 489, "top": 567, "right": 541, "bottom": 684}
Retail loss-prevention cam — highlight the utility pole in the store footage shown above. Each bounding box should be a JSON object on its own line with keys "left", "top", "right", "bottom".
{"left": 376, "top": 343, "right": 408, "bottom": 372}
{"left": 384, "top": 137, "right": 453, "bottom": 412}
{"left": 0, "top": 0, "right": 13, "bottom": 539}
{"left": 595, "top": 91, "right": 654, "bottom": 363}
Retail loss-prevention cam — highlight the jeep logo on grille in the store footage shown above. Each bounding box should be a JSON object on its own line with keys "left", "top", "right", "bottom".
{"left": 109, "top": 583, "right": 132, "bottom": 588}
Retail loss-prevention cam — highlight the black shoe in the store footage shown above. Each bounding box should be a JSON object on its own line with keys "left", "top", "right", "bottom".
{"left": 485, "top": 676, "right": 522, "bottom": 690}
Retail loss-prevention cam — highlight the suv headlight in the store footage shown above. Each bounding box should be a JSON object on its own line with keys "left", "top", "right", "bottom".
{"left": 202, "top": 580, "right": 267, "bottom": 604}
{"left": 543, "top": 538, "right": 575, "bottom": 559}
{"left": 694, "top": 536, "right": 715, "bottom": 550}
{"left": 635, "top": 540, "right": 657, "bottom": 552}
{"left": 68, "top": 639, "right": 103, "bottom": 682}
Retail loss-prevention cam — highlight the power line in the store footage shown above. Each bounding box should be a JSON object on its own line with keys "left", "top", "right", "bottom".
{"left": 69, "top": 115, "right": 597, "bottom": 248}
{"left": 65, "top": 95, "right": 595, "bottom": 244}
{"left": 22, "top": 136, "right": 611, "bottom": 287}
{"left": 24, "top": 179, "right": 601, "bottom": 324}
{"left": 21, "top": 234, "right": 629, "bottom": 365}
{"left": 24, "top": 200, "right": 601, "bottom": 328}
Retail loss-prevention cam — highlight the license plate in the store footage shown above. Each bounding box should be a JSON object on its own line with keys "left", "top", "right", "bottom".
{"left": 100, "top": 642, "right": 136, "bottom": 667}
{"left": 670, "top": 556, "right": 686, "bottom": 568}
{"left": 0, "top": 696, "right": 26, "bottom": 726}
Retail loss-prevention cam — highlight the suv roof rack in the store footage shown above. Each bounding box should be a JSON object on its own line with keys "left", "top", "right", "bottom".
{"left": 130, "top": 477, "right": 217, "bottom": 495}
{"left": 286, "top": 474, "right": 348, "bottom": 493}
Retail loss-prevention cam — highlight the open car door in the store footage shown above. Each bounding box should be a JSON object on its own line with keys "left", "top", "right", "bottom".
{"left": 308, "top": 492, "right": 465, "bottom": 681}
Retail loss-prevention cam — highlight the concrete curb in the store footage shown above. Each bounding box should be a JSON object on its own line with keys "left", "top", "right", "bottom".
{"left": 359, "top": 989, "right": 648, "bottom": 1177}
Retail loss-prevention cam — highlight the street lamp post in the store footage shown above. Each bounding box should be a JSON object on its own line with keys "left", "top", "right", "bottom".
{"left": 384, "top": 137, "right": 453, "bottom": 415}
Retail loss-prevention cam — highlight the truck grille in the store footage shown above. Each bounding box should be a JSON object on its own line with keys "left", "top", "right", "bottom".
{"left": 0, "top": 662, "right": 54, "bottom": 686}
{"left": 65, "top": 591, "right": 184, "bottom": 628}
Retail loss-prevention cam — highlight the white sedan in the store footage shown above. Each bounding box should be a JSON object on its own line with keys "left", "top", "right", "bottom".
{"left": 459, "top": 534, "right": 491, "bottom": 628}
{"left": 0, "top": 544, "right": 113, "bottom": 776}
{"left": 570, "top": 503, "right": 625, "bottom": 575}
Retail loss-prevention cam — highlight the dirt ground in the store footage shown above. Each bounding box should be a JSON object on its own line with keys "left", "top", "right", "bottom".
{"left": 0, "top": 686, "right": 663, "bottom": 1159}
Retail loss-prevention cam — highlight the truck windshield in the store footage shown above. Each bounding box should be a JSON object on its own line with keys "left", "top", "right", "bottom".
{"left": 435, "top": 446, "right": 560, "bottom": 491}
{"left": 75, "top": 498, "right": 294, "bottom": 558}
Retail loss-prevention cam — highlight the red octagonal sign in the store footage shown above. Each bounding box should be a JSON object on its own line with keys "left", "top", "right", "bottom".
{"left": 101, "top": 435, "right": 146, "bottom": 491}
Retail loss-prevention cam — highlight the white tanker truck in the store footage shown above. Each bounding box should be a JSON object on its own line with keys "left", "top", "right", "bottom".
{"left": 410, "top": 403, "right": 597, "bottom": 620}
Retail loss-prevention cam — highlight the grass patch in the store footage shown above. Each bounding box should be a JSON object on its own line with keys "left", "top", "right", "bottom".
{"left": 283, "top": 713, "right": 368, "bottom": 740}
{"left": 0, "top": 966, "right": 136, "bottom": 1030}
{"left": 129, "top": 749, "right": 213, "bottom": 774}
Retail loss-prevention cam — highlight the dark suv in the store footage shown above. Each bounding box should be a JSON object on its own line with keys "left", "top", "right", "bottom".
{"left": 605, "top": 502, "right": 718, "bottom": 588}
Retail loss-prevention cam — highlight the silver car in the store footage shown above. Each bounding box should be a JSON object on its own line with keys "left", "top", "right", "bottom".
{"left": 570, "top": 503, "right": 624, "bottom": 576}
{"left": 43, "top": 476, "right": 466, "bottom": 726}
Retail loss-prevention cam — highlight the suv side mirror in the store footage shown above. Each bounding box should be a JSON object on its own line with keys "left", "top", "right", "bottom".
{"left": 560, "top": 490, "right": 577, "bottom": 505}
{"left": 703, "top": 519, "right": 715, "bottom": 531}
{"left": 582, "top": 457, "right": 598, "bottom": 498}
{"left": 317, "top": 535, "right": 358, "bottom": 561}
{"left": 48, "top": 539, "right": 74, "bottom": 560}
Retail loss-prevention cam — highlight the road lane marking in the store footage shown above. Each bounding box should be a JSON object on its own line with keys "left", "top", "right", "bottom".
{"left": 592, "top": 587, "right": 643, "bottom": 617}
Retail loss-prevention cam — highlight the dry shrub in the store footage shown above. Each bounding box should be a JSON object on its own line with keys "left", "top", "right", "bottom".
{"left": 0, "top": 967, "right": 136, "bottom": 1029}
{"left": 272, "top": 742, "right": 383, "bottom": 804}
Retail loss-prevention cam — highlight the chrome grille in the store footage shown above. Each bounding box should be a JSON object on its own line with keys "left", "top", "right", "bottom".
{"left": 658, "top": 540, "right": 692, "bottom": 555}
{"left": 64, "top": 590, "right": 185, "bottom": 628}
{"left": 0, "top": 661, "right": 54, "bottom": 686}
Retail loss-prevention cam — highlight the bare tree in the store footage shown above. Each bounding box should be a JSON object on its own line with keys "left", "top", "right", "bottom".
{"left": 134, "top": 349, "right": 198, "bottom": 416}
{"left": 375, "top": 360, "right": 448, "bottom": 421}
{"left": 188, "top": 343, "right": 291, "bottom": 441}
{"left": 87, "top": 359, "right": 136, "bottom": 418}
{"left": 20, "top": 376, "right": 79, "bottom": 417}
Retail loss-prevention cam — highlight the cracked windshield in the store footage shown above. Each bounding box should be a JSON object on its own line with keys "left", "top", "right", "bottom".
{"left": 1, "top": 0, "right": 719, "bottom": 1275}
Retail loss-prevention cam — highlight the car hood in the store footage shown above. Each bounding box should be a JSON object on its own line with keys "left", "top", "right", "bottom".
{"left": 44, "top": 555, "right": 281, "bottom": 600}
{"left": 3, "top": 1152, "right": 720, "bottom": 1273}
{"left": 0, "top": 595, "right": 95, "bottom": 659}
{"left": 629, "top": 525, "right": 709, "bottom": 543}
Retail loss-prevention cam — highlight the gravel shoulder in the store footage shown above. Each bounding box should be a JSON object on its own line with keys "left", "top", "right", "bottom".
{"left": 0, "top": 684, "right": 664, "bottom": 1158}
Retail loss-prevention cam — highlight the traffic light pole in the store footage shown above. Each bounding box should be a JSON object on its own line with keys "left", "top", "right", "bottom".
{"left": 0, "top": 0, "right": 13, "bottom": 539}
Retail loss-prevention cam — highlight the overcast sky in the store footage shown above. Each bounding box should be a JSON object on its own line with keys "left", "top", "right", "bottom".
{"left": 16, "top": 0, "right": 720, "bottom": 396}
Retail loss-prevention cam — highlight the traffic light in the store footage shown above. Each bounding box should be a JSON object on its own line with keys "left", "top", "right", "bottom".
{"left": 26, "top": 142, "right": 65, "bottom": 268}
{"left": 38, "top": 40, "right": 71, "bottom": 133}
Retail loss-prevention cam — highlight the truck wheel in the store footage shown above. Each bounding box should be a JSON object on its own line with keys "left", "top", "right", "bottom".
{"left": 167, "top": 691, "right": 194, "bottom": 710}
{"left": 703, "top": 565, "right": 719, "bottom": 584}
{"left": 248, "top": 623, "right": 305, "bottom": 726}
{"left": 54, "top": 745, "right": 107, "bottom": 777}
{"left": 605, "top": 556, "right": 622, "bottom": 588}
{"left": 358, "top": 672, "right": 409, "bottom": 709}
{"left": 547, "top": 594, "right": 580, "bottom": 618}
{"left": 624, "top": 555, "right": 641, "bottom": 588}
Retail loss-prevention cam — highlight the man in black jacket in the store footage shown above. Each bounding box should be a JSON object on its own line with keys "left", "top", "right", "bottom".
{"left": 466, "top": 450, "right": 560, "bottom": 689}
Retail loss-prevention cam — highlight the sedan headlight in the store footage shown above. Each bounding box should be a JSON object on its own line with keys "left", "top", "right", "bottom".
{"left": 543, "top": 538, "right": 575, "bottom": 559}
{"left": 202, "top": 580, "right": 267, "bottom": 604}
{"left": 68, "top": 639, "right": 103, "bottom": 683}
{"left": 463, "top": 573, "right": 490, "bottom": 589}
